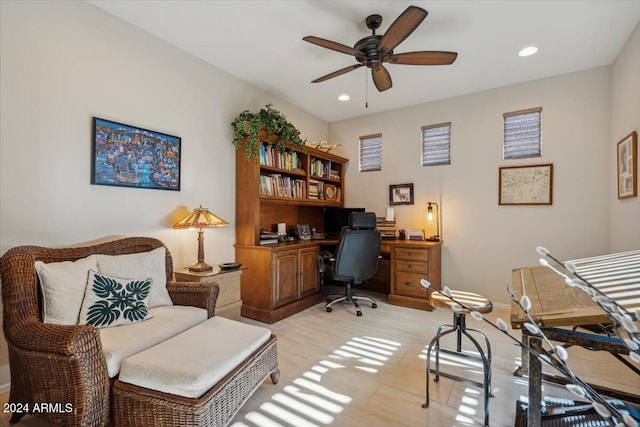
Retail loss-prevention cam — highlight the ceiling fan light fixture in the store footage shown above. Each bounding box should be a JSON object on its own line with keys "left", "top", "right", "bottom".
{"left": 338, "top": 94, "right": 350, "bottom": 101}
{"left": 518, "top": 46, "right": 539, "bottom": 57}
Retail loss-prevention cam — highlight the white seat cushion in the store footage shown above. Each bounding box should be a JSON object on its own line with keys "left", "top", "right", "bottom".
{"left": 119, "top": 317, "right": 271, "bottom": 398}
{"left": 100, "top": 305, "right": 207, "bottom": 377}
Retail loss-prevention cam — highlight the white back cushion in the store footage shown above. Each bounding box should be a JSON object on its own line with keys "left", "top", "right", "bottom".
{"left": 96, "top": 247, "right": 172, "bottom": 308}
{"left": 35, "top": 255, "right": 98, "bottom": 325}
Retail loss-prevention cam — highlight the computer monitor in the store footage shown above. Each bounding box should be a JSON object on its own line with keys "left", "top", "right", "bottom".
{"left": 323, "top": 207, "right": 365, "bottom": 238}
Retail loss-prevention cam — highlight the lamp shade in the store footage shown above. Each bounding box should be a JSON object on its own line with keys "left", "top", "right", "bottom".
{"left": 173, "top": 206, "right": 229, "bottom": 229}
{"left": 173, "top": 206, "right": 228, "bottom": 272}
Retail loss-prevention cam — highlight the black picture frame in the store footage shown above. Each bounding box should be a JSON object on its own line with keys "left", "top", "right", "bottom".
{"left": 389, "top": 183, "right": 414, "bottom": 205}
{"left": 91, "top": 117, "right": 181, "bottom": 191}
{"left": 297, "top": 224, "right": 311, "bottom": 240}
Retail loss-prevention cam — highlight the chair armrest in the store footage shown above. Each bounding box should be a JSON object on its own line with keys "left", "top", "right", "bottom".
{"left": 167, "top": 281, "right": 220, "bottom": 318}
{"left": 6, "top": 320, "right": 102, "bottom": 356}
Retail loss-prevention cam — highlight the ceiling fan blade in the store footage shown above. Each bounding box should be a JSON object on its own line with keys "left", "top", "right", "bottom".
{"left": 311, "top": 64, "right": 364, "bottom": 83}
{"left": 372, "top": 65, "right": 392, "bottom": 92}
{"left": 303, "top": 36, "right": 364, "bottom": 59}
{"left": 378, "top": 6, "right": 428, "bottom": 54}
{"left": 389, "top": 51, "right": 458, "bottom": 65}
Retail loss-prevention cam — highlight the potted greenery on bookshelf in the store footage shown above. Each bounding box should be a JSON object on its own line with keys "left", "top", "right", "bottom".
{"left": 231, "top": 104, "right": 306, "bottom": 161}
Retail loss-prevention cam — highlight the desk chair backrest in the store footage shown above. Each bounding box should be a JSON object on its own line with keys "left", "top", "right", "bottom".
{"left": 332, "top": 212, "right": 381, "bottom": 284}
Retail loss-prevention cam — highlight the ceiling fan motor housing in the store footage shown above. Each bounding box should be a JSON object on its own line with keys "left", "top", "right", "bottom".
{"left": 354, "top": 35, "right": 389, "bottom": 68}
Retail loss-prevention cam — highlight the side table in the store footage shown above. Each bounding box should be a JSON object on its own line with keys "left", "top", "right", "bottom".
{"left": 174, "top": 267, "right": 244, "bottom": 320}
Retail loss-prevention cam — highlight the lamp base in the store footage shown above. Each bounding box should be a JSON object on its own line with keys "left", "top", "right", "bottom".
{"left": 426, "top": 236, "right": 440, "bottom": 242}
{"left": 188, "top": 262, "right": 213, "bottom": 272}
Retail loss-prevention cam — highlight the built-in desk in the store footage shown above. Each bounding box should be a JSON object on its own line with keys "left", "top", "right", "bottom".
{"left": 236, "top": 239, "right": 442, "bottom": 323}
{"left": 386, "top": 239, "right": 442, "bottom": 311}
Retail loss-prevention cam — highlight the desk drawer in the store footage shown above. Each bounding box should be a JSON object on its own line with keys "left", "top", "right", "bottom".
{"left": 394, "top": 247, "right": 428, "bottom": 261}
{"left": 394, "top": 260, "right": 428, "bottom": 274}
{"left": 393, "top": 272, "right": 428, "bottom": 299}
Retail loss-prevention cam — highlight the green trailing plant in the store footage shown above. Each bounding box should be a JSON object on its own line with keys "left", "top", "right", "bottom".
{"left": 231, "top": 104, "right": 306, "bottom": 160}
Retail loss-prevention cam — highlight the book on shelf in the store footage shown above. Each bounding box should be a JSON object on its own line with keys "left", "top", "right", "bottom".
{"left": 260, "top": 142, "right": 301, "bottom": 171}
{"left": 259, "top": 238, "right": 278, "bottom": 245}
{"left": 310, "top": 157, "right": 339, "bottom": 179}
{"left": 376, "top": 217, "right": 397, "bottom": 239}
{"left": 259, "top": 174, "right": 306, "bottom": 199}
{"left": 259, "top": 229, "right": 278, "bottom": 239}
{"left": 308, "top": 178, "right": 323, "bottom": 199}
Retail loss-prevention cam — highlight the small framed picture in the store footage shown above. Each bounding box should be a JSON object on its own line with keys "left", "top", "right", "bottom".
{"left": 389, "top": 183, "right": 414, "bottom": 205}
{"left": 617, "top": 131, "right": 637, "bottom": 199}
{"left": 297, "top": 224, "right": 311, "bottom": 240}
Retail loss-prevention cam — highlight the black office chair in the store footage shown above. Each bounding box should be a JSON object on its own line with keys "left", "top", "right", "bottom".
{"left": 322, "top": 212, "right": 381, "bottom": 316}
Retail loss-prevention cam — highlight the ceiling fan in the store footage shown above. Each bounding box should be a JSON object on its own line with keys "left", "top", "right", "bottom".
{"left": 303, "top": 6, "right": 457, "bottom": 92}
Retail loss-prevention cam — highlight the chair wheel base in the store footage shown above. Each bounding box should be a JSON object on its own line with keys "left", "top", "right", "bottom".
{"left": 372, "top": 303, "right": 377, "bottom": 308}
{"left": 326, "top": 307, "right": 332, "bottom": 312}
{"left": 356, "top": 311, "right": 362, "bottom": 316}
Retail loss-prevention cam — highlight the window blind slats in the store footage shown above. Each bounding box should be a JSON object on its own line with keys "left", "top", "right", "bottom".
{"left": 359, "top": 135, "right": 382, "bottom": 172}
{"left": 421, "top": 123, "right": 451, "bottom": 166}
{"left": 503, "top": 109, "right": 541, "bottom": 159}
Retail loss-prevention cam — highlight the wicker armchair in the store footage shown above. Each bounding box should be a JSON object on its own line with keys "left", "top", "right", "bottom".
{"left": 0, "top": 237, "right": 219, "bottom": 427}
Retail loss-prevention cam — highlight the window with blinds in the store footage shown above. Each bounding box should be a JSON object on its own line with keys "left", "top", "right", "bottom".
{"left": 421, "top": 122, "right": 451, "bottom": 166}
{"left": 503, "top": 107, "right": 542, "bottom": 159}
{"left": 359, "top": 133, "right": 382, "bottom": 172}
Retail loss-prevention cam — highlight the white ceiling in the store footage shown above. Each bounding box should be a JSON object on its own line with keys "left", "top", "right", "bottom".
{"left": 88, "top": 1, "right": 640, "bottom": 123}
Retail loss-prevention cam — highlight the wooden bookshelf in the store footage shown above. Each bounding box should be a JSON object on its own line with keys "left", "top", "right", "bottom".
{"left": 235, "top": 134, "right": 349, "bottom": 323}
{"left": 236, "top": 136, "right": 348, "bottom": 246}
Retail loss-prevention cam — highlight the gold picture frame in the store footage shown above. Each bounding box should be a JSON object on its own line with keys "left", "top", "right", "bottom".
{"left": 617, "top": 131, "right": 637, "bottom": 199}
{"left": 499, "top": 164, "right": 553, "bottom": 205}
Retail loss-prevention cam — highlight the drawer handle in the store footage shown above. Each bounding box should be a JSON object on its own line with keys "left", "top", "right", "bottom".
{"left": 407, "top": 252, "right": 412, "bottom": 256}
{"left": 407, "top": 264, "right": 412, "bottom": 269}
{"left": 404, "top": 282, "right": 415, "bottom": 287}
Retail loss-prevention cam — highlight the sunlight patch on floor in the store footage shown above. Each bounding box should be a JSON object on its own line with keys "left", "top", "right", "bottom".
{"left": 271, "top": 393, "right": 335, "bottom": 424}
{"left": 284, "top": 386, "right": 343, "bottom": 414}
{"left": 231, "top": 335, "right": 400, "bottom": 426}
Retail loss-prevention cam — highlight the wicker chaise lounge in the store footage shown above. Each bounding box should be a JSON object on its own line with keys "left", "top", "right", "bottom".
{"left": 0, "top": 237, "right": 279, "bottom": 427}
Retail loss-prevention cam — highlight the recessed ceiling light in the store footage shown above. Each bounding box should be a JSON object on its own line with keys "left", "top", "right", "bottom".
{"left": 518, "top": 46, "right": 538, "bottom": 57}
{"left": 338, "top": 94, "right": 350, "bottom": 101}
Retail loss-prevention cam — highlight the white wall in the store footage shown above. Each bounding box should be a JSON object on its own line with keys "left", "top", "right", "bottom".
{"left": 0, "top": 0, "right": 328, "bottom": 387}
{"left": 330, "top": 67, "right": 612, "bottom": 305}
{"left": 609, "top": 24, "right": 640, "bottom": 251}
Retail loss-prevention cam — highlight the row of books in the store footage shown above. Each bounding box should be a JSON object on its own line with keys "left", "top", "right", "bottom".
{"left": 308, "top": 179, "right": 323, "bottom": 199}
{"left": 309, "top": 157, "right": 340, "bottom": 179}
{"left": 259, "top": 174, "right": 306, "bottom": 198}
{"left": 260, "top": 143, "right": 301, "bottom": 171}
{"left": 376, "top": 217, "right": 397, "bottom": 239}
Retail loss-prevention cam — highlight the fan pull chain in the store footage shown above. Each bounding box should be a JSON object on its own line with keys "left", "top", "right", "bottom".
{"left": 365, "top": 69, "right": 369, "bottom": 108}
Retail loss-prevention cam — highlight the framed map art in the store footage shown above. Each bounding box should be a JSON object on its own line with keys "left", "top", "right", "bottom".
{"left": 499, "top": 164, "right": 553, "bottom": 205}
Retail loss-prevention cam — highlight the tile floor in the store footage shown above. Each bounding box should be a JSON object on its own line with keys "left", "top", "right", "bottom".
{"left": 1, "top": 289, "right": 638, "bottom": 426}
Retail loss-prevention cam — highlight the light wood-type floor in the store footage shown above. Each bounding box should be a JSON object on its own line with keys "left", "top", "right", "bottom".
{"left": 1, "top": 288, "right": 638, "bottom": 426}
